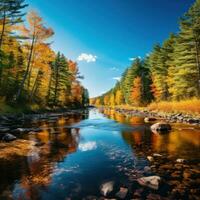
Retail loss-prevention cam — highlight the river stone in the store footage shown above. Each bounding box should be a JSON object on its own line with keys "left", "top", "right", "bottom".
{"left": 0, "top": 128, "right": 10, "bottom": 133}
{"left": 176, "top": 158, "right": 185, "bottom": 163}
{"left": 115, "top": 187, "right": 128, "bottom": 199}
{"left": 137, "top": 176, "right": 161, "bottom": 190}
{"left": 100, "top": 181, "right": 114, "bottom": 196}
{"left": 147, "top": 156, "right": 154, "bottom": 162}
{"left": 147, "top": 193, "right": 162, "bottom": 200}
{"left": 2, "top": 133, "right": 17, "bottom": 142}
{"left": 151, "top": 122, "right": 171, "bottom": 133}
{"left": 144, "top": 117, "right": 157, "bottom": 123}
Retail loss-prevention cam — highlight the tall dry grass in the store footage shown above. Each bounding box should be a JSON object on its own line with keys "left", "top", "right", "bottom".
{"left": 148, "top": 98, "right": 200, "bottom": 116}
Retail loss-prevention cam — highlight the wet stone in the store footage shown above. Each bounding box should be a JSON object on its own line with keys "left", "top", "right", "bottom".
{"left": 115, "top": 187, "right": 128, "bottom": 199}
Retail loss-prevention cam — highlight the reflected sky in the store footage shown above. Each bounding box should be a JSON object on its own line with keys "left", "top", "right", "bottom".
{"left": 0, "top": 109, "right": 199, "bottom": 199}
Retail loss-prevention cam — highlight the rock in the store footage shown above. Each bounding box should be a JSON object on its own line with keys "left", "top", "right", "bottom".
{"left": 147, "top": 156, "right": 154, "bottom": 162}
{"left": 115, "top": 187, "right": 128, "bottom": 199}
{"left": 100, "top": 181, "right": 114, "bottom": 196}
{"left": 0, "top": 128, "right": 10, "bottom": 133}
{"left": 133, "top": 189, "right": 143, "bottom": 198}
{"left": 144, "top": 166, "right": 151, "bottom": 173}
{"left": 147, "top": 193, "right": 162, "bottom": 200}
{"left": 137, "top": 176, "right": 161, "bottom": 190}
{"left": 176, "top": 159, "right": 185, "bottom": 163}
{"left": 2, "top": 133, "right": 17, "bottom": 142}
{"left": 144, "top": 117, "right": 157, "bottom": 123}
{"left": 151, "top": 122, "right": 171, "bottom": 133}
{"left": 188, "top": 119, "right": 199, "bottom": 124}
{"left": 153, "top": 153, "right": 162, "bottom": 157}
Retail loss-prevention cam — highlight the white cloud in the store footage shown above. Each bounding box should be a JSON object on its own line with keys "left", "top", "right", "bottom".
{"left": 112, "top": 76, "right": 121, "bottom": 81}
{"left": 77, "top": 53, "right": 97, "bottom": 63}
{"left": 129, "top": 56, "right": 141, "bottom": 61}
{"left": 110, "top": 67, "right": 119, "bottom": 71}
{"left": 79, "top": 141, "right": 97, "bottom": 151}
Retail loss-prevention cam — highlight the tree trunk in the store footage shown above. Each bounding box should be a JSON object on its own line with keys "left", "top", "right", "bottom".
{"left": 194, "top": 39, "right": 200, "bottom": 96}
{"left": 27, "top": 49, "right": 36, "bottom": 90}
{"left": 0, "top": 10, "right": 6, "bottom": 50}
{"left": 46, "top": 71, "right": 52, "bottom": 104}
{"left": 16, "top": 35, "right": 35, "bottom": 100}
{"left": 29, "top": 69, "right": 40, "bottom": 102}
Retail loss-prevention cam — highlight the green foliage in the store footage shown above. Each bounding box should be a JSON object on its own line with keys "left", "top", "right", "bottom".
{"left": 94, "top": 0, "right": 200, "bottom": 106}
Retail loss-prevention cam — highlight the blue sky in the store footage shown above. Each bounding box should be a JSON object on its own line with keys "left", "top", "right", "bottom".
{"left": 26, "top": 0, "right": 195, "bottom": 97}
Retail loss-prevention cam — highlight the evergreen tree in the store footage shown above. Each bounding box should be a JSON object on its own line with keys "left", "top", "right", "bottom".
{"left": 0, "top": 0, "right": 28, "bottom": 49}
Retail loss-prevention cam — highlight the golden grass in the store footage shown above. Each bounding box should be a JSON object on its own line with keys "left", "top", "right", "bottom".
{"left": 148, "top": 98, "right": 200, "bottom": 116}
{"left": 105, "top": 98, "right": 200, "bottom": 117}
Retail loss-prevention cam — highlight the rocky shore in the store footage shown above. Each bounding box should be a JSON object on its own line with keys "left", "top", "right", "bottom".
{"left": 0, "top": 109, "right": 89, "bottom": 148}
{"left": 103, "top": 107, "right": 200, "bottom": 125}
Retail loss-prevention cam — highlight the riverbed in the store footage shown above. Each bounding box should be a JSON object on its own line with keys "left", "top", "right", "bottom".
{"left": 0, "top": 108, "right": 199, "bottom": 199}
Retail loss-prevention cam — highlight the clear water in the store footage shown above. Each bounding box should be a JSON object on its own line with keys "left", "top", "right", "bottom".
{"left": 0, "top": 108, "right": 199, "bottom": 199}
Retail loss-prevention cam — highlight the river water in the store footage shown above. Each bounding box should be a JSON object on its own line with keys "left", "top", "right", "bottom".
{"left": 0, "top": 108, "right": 199, "bottom": 199}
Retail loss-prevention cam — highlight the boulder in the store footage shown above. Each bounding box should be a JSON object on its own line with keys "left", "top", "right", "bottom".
{"left": 115, "top": 187, "right": 128, "bottom": 199}
{"left": 137, "top": 176, "right": 161, "bottom": 190}
{"left": 100, "top": 181, "right": 114, "bottom": 196}
{"left": 151, "top": 122, "right": 171, "bottom": 133}
{"left": 2, "top": 133, "right": 17, "bottom": 142}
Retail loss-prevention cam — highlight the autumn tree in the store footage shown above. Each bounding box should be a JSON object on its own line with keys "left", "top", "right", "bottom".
{"left": 16, "top": 10, "right": 54, "bottom": 100}
{"left": 130, "top": 77, "right": 142, "bottom": 106}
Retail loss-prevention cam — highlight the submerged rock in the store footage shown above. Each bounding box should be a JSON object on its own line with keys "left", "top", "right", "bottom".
{"left": 147, "top": 156, "right": 154, "bottom": 162}
{"left": 0, "top": 128, "right": 10, "bottom": 133}
{"left": 151, "top": 122, "right": 171, "bottom": 133}
{"left": 100, "top": 181, "right": 114, "bottom": 196}
{"left": 137, "top": 176, "right": 161, "bottom": 190}
{"left": 153, "top": 153, "right": 162, "bottom": 157}
{"left": 144, "top": 117, "right": 157, "bottom": 123}
{"left": 2, "top": 133, "right": 17, "bottom": 142}
{"left": 115, "top": 187, "right": 128, "bottom": 199}
{"left": 176, "top": 158, "right": 185, "bottom": 163}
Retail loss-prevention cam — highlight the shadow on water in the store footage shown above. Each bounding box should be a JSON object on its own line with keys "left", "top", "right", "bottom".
{"left": 0, "top": 108, "right": 199, "bottom": 199}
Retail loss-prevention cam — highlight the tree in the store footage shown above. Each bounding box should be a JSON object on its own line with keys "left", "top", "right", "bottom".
{"left": 169, "top": 0, "right": 200, "bottom": 99}
{"left": 0, "top": 0, "right": 28, "bottom": 50}
{"left": 16, "top": 10, "right": 54, "bottom": 100}
{"left": 130, "top": 77, "right": 142, "bottom": 106}
{"left": 115, "top": 89, "right": 124, "bottom": 105}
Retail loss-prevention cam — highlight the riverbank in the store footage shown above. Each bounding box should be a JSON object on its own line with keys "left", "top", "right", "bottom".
{"left": 99, "top": 105, "right": 200, "bottom": 125}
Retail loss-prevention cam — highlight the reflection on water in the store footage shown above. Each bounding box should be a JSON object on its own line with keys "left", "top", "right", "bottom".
{"left": 0, "top": 108, "right": 199, "bottom": 199}
{"left": 103, "top": 108, "right": 200, "bottom": 158}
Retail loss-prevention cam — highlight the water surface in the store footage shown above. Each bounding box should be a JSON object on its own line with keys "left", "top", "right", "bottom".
{"left": 0, "top": 109, "right": 199, "bottom": 199}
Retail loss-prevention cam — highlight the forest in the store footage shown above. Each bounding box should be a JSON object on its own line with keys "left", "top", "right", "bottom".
{"left": 0, "top": 0, "right": 89, "bottom": 113}
{"left": 91, "top": 0, "right": 200, "bottom": 114}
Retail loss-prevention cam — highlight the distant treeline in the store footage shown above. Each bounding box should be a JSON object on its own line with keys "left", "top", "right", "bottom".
{"left": 0, "top": 0, "right": 89, "bottom": 110}
{"left": 91, "top": 0, "right": 200, "bottom": 107}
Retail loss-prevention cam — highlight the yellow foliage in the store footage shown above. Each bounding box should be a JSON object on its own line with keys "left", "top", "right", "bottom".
{"left": 148, "top": 98, "right": 200, "bottom": 116}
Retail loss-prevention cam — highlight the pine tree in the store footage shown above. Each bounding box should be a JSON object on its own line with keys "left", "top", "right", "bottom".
{"left": 169, "top": 0, "right": 200, "bottom": 99}
{"left": 0, "top": 0, "right": 28, "bottom": 50}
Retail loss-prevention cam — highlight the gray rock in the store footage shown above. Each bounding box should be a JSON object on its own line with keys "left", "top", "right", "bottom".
{"left": 2, "top": 133, "right": 17, "bottom": 142}
{"left": 115, "top": 187, "right": 128, "bottom": 199}
{"left": 137, "top": 176, "right": 161, "bottom": 190}
{"left": 0, "top": 128, "right": 10, "bottom": 133}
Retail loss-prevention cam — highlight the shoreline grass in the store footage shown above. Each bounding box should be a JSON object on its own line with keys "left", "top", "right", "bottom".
{"left": 100, "top": 98, "right": 200, "bottom": 117}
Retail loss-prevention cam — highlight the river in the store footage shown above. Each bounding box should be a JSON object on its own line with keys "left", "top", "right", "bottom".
{"left": 0, "top": 108, "right": 199, "bottom": 199}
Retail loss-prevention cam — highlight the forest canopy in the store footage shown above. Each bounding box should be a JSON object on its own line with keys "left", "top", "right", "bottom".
{"left": 0, "top": 0, "right": 89, "bottom": 111}
{"left": 91, "top": 0, "right": 200, "bottom": 107}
